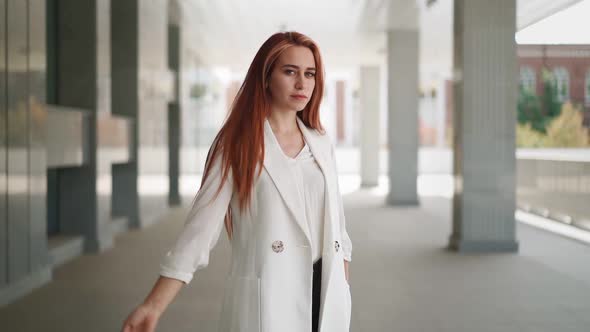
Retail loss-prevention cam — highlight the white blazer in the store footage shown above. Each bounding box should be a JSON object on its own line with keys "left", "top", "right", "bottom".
{"left": 160, "top": 116, "right": 353, "bottom": 332}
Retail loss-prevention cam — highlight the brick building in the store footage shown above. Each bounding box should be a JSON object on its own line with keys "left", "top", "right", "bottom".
{"left": 443, "top": 44, "right": 590, "bottom": 145}
{"left": 517, "top": 44, "right": 590, "bottom": 125}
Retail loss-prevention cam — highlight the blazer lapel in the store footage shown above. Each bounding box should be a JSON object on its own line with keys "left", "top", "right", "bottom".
{"left": 262, "top": 116, "right": 338, "bottom": 254}
{"left": 296, "top": 116, "right": 338, "bottom": 247}
{"left": 297, "top": 117, "right": 343, "bottom": 330}
{"left": 263, "top": 118, "right": 312, "bottom": 245}
{"left": 264, "top": 116, "right": 342, "bottom": 330}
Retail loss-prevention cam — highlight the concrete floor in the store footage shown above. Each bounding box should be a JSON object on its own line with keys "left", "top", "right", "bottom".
{"left": 1, "top": 190, "right": 589, "bottom": 331}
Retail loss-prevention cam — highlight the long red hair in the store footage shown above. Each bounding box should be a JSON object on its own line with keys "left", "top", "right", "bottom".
{"left": 200, "top": 31, "right": 326, "bottom": 240}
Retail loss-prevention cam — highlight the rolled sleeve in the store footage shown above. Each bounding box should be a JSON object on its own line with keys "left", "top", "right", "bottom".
{"left": 159, "top": 147, "right": 233, "bottom": 285}
{"left": 159, "top": 264, "right": 195, "bottom": 284}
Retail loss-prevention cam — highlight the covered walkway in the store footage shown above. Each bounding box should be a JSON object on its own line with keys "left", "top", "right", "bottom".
{"left": 1, "top": 187, "right": 589, "bottom": 331}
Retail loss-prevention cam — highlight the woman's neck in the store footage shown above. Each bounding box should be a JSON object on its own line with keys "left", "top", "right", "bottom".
{"left": 267, "top": 112, "right": 300, "bottom": 136}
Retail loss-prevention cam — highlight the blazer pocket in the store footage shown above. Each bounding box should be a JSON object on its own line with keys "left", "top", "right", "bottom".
{"left": 219, "top": 276, "right": 262, "bottom": 332}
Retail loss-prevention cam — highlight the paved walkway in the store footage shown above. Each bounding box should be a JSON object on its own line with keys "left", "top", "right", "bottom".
{"left": 1, "top": 188, "right": 590, "bottom": 331}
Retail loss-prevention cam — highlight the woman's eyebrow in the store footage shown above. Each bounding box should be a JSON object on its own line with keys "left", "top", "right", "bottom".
{"left": 281, "top": 64, "right": 316, "bottom": 71}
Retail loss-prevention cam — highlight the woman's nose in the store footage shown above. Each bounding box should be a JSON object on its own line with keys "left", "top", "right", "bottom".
{"left": 295, "top": 74, "right": 304, "bottom": 89}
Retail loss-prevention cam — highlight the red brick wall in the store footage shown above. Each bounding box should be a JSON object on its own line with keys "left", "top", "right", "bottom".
{"left": 518, "top": 45, "right": 590, "bottom": 112}
{"left": 445, "top": 45, "right": 590, "bottom": 131}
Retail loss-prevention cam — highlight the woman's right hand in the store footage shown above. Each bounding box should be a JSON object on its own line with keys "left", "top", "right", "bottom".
{"left": 121, "top": 302, "right": 162, "bottom": 332}
{"left": 121, "top": 276, "right": 184, "bottom": 332}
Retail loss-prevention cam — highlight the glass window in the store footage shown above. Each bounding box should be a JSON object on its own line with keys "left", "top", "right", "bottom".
{"left": 519, "top": 66, "right": 536, "bottom": 93}
{"left": 552, "top": 67, "right": 570, "bottom": 102}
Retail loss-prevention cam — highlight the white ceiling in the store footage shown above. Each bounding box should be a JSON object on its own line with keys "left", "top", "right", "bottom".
{"left": 517, "top": 0, "right": 584, "bottom": 29}
{"left": 516, "top": 0, "right": 590, "bottom": 44}
{"left": 179, "top": 0, "right": 376, "bottom": 70}
{"left": 177, "top": 0, "right": 585, "bottom": 78}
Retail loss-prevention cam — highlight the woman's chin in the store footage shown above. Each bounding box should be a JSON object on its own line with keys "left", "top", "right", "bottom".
{"left": 289, "top": 102, "right": 308, "bottom": 111}
{"left": 282, "top": 105, "right": 304, "bottom": 113}
{"left": 271, "top": 102, "right": 308, "bottom": 113}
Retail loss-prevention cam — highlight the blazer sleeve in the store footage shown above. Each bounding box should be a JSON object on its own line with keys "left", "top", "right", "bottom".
{"left": 159, "top": 144, "right": 233, "bottom": 284}
{"left": 330, "top": 142, "right": 353, "bottom": 262}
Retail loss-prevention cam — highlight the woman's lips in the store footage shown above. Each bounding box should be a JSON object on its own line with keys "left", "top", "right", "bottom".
{"left": 291, "top": 95, "right": 307, "bottom": 100}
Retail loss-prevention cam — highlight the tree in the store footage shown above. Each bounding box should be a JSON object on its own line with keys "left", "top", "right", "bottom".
{"left": 516, "top": 102, "right": 590, "bottom": 148}
{"left": 540, "top": 68, "right": 563, "bottom": 122}
{"left": 517, "top": 85, "right": 543, "bottom": 131}
{"left": 516, "top": 122, "right": 546, "bottom": 148}
{"left": 517, "top": 67, "right": 562, "bottom": 134}
{"left": 544, "top": 102, "right": 590, "bottom": 147}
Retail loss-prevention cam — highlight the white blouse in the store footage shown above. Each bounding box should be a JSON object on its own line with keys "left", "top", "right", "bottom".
{"left": 286, "top": 141, "right": 326, "bottom": 265}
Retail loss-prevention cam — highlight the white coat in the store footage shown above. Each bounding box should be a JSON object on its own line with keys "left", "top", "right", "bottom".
{"left": 159, "top": 116, "right": 353, "bottom": 332}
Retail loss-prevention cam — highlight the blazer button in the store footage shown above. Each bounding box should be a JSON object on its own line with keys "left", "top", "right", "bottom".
{"left": 334, "top": 240, "right": 340, "bottom": 252}
{"left": 272, "top": 240, "right": 284, "bottom": 253}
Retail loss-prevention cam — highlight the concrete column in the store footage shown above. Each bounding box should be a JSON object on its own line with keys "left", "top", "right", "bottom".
{"left": 112, "top": 0, "right": 171, "bottom": 228}
{"left": 111, "top": 0, "right": 139, "bottom": 228}
{"left": 360, "top": 66, "right": 380, "bottom": 187}
{"left": 0, "top": 0, "right": 52, "bottom": 306}
{"left": 435, "top": 80, "right": 447, "bottom": 147}
{"left": 386, "top": 29, "right": 419, "bottom": 206}
{"left": 168, "top": 24, "right": 181, "bottom": 206}
{"left": 448, "top": 0, "right": 519, "bottom": 253}
{"left": 55, "top": 0, "right": 114, "bottom": 252}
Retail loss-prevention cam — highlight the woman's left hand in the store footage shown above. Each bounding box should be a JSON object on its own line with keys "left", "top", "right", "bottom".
{"left": 344, "top": 259, "right": 350, "bottom": 284}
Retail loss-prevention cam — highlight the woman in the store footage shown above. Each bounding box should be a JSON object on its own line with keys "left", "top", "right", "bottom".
{"left": 122, "top": 31, "right": 352, "bottom": 332}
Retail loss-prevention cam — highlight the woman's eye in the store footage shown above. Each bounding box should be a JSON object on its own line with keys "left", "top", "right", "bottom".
{"left": 306, "top": 72, "right": 316, "bottom": 78}
{"left": 285, "top": 70, "right": 295, "bottom": 75}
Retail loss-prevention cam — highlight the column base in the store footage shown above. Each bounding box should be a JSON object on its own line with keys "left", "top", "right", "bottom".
{"left": 84, "top": 235, "right": 114, "bottom": 254}
{"left": 168, "top": 194, "right": 181, "bottom": 205}
{"left": 360, "top": 180, "right": 379, "bottom": 188}
{"left": 385, "top": 194, "right": 420, "bottom": 206}
{"left": 0, "top": 265, "right": 52, "bottom": 307}
{"left": 448, "top": 235, "right": 519, "bottom": 253}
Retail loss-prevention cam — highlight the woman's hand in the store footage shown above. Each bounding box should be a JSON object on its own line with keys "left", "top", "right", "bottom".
{"left": 121, "top": 276, "right": 184, "bottom": 331}
{"left": 121, "top": 302, "right": 162, "bottom": 332}
{"left": 344, "top": 259, "right": 350, "bottom": 284}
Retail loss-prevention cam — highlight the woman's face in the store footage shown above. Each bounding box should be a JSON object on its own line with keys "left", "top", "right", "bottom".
{"left": 267, "top": 45, "right": 316, "bottom": 113}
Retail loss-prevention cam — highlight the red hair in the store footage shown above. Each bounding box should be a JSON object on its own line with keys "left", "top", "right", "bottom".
{"left": 200, "top": 31, "right": 326, "bottom": 240}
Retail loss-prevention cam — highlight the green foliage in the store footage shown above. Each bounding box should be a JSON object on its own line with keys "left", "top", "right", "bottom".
{"left": 541, "top": 68, "right": 563, "bottom": 119}
{"left": 516, "top": 102, "right": 590, "bottom": 148}
{"left": 190, "top": 83, "right": 208, "bottom": 99}
{"left": 517, "top": 67, "right": 562, "bottom": 134}
{"left": 516, "top": 122, "right": 546, "bottom": 148}
{"left": 517, "top": 85, "right": 544, "bottom": 132}
{"left": 544, "top": 102, "right": 590, "bottom": 147}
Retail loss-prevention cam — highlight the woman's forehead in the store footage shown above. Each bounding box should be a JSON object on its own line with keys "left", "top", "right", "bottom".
{"left": 277, "top": 46, "right": 316, "bottom": 68}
